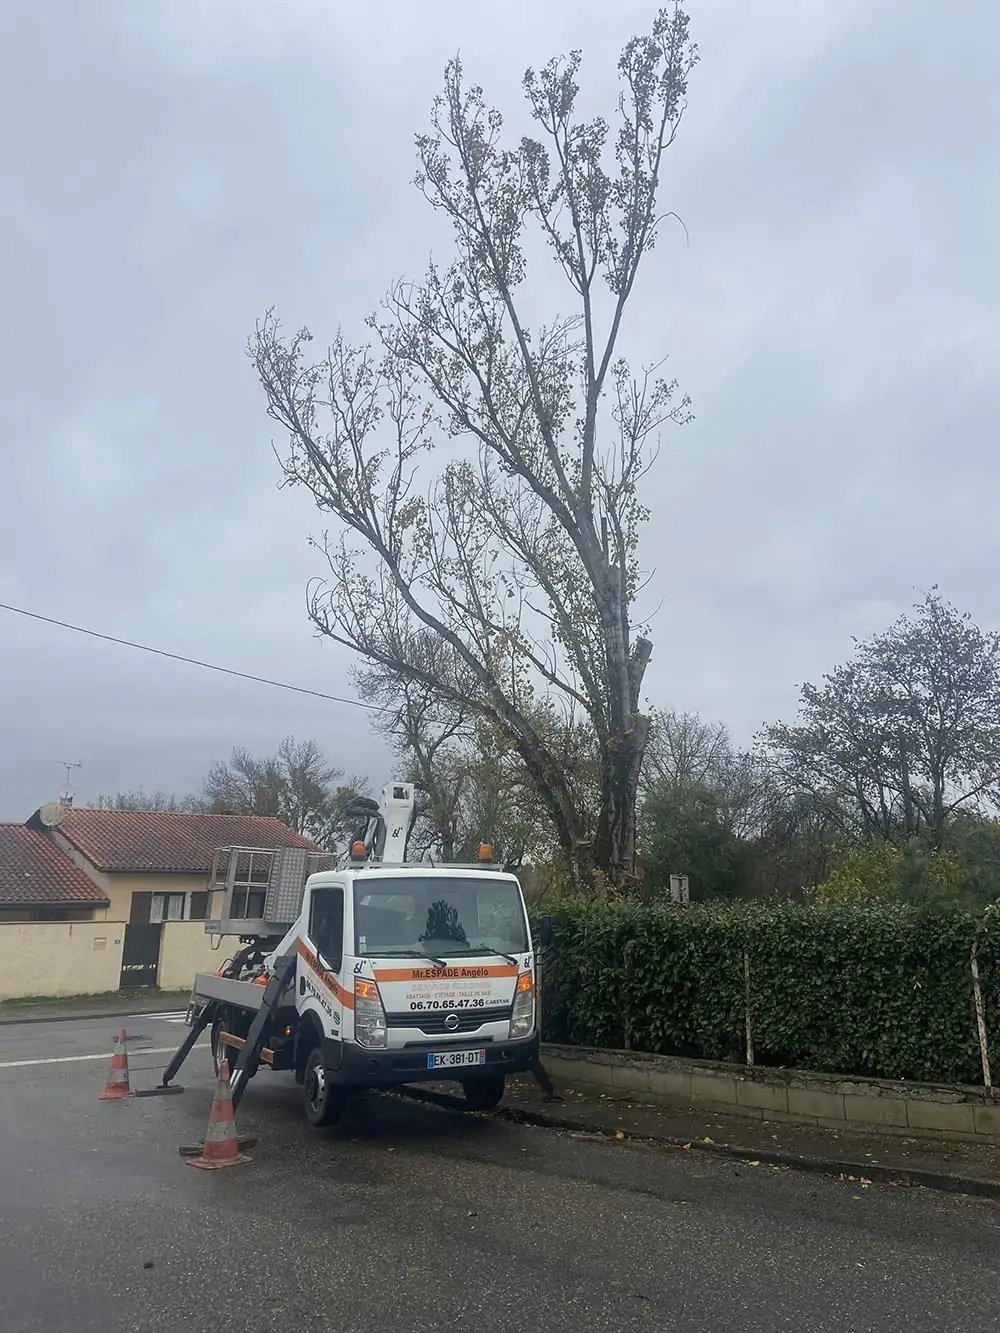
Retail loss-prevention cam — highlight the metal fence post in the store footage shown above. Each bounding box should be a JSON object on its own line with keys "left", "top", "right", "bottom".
{"left": 971, "top": 937, "right": 992, "bottom": 1092}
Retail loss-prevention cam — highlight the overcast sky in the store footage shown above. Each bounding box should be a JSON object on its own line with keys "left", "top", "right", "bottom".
{"left": 1, "top": 0, "right": 997, "bottom": 819}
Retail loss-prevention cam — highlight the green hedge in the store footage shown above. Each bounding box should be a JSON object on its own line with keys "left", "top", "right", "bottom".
{"left": 536, "top": 900, "right": 1000, "bottom": 1085}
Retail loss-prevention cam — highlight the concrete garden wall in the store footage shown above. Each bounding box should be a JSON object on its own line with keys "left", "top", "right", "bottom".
{"left": 0, "top": 922, "right": 124, "bottom": 1000}
{"left": 541, "top": 1042, "right": 1000, "bottom": 1143}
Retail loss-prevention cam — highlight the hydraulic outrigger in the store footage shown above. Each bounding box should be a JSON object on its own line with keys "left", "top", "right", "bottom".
{"left": 152, "top": 951, "right": 298, "bottom": 1108}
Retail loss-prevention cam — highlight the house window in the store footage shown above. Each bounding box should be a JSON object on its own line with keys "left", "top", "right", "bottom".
{"left": 189, "top": 892, "right": 209, "bottom": 921}
{"left": 28, "top": 907, "right": 96, "bottom": 922}
{"left": 150, "top": 893, "right": 186, "bottom": 924}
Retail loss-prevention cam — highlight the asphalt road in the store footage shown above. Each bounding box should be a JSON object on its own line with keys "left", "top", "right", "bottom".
{"left": 2, "top": 1016, "right": 999, "bottom": 1333}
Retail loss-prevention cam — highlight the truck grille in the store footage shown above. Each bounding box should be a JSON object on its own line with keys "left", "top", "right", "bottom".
{"left": 386, "top": 1005, "right": 512, "bottom": 1035}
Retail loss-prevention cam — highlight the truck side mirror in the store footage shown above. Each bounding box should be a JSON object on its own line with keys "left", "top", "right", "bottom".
{"left": 538, "top": 916, "right": 554, "bottom": 949}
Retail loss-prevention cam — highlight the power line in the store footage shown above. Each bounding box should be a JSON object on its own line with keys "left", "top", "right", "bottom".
{"left": 0, "top": 601, "right": 378, "bottom": 712}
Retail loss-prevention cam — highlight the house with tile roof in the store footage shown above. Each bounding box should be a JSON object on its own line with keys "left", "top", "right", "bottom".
{"left": 0, "top": 805, "right": 323, "bottom": 998}
{"left": 0, "top": 824, "right": 111, "bottom": 922}
{"left": 29, "top": 805, "right": 322, "bottom": 923}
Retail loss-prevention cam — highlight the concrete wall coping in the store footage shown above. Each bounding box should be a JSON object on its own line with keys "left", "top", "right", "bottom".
{"left": 542, "top": 1042, "right": 998, "bottom": 1110}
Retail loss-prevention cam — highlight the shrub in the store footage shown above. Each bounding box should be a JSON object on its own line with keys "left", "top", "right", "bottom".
{"left": 813, "top": 841, "right": 968, "bottom": 905}
{"left": 640, "top": 786, "right": 742, "bottom": 900}
{"left": 537, "top": 898, "right": 1000, "bottom": 1084}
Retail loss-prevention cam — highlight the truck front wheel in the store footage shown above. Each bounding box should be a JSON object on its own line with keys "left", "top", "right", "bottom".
{"left": 302, "top": 1047, "right": 344, "bottom": 1128}
{"left": 460, "top": 1074, "right": 506, "bottom": 1112}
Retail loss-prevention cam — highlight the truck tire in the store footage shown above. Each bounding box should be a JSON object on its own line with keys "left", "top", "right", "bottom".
{"left": 460, "top": 1074, "right": 506, "bottom": 1112}
{"left": 302, "top": 1047, "right": 344, "bottom": 1128}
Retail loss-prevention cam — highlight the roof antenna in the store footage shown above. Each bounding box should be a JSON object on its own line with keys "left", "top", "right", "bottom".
{"left": 57, "top": 761, "right": 81, "bottom": 807}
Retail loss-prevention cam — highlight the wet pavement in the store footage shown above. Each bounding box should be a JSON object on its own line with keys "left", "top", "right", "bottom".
{"left": 501, "top": 1075, "right": 1000, "bottom": 1192}
{"left": 2, "top": 1016, "right": 1000, "bottom": 1332}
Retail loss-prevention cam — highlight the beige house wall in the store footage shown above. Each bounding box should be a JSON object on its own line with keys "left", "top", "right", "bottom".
{"left": 158, "top": 921, "right": 228, "bottom": 992}
{"left": 0, "top": 922, "right": 125, "bottom": 1000}
{"left": 48, "top": 832, "right": 114, "bottom": 918}
{"left": 102, "top": 872, "right": 211, "bottom": 921}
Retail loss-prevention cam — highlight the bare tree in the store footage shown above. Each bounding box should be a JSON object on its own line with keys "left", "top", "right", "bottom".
{"left": 356, "top": 650, "right": 584, "bottom": 868}
{"left": 252, "top": 8, "right": 697, "bottom": 890}
{"left": 93, "top": 789, "right": 198, "bottom": 812}
{"left": 201, "top": 736, "right": 365, "bottom": 852}
{"left": 642, "top": 709, "right": 734, "bottom": 795}
{"left": 355, "top": 650, "right": 473, "bottom": 861}
{"left": 642, "top": 709, "right": 779, "bottom": 842}
{"left": 763, "top": 591, "right": 1000, "bottom": 849}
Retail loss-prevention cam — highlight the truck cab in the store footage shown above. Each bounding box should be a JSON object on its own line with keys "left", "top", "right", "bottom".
{"left": 284, "top": 861, "right": 538, "bottom": 1124}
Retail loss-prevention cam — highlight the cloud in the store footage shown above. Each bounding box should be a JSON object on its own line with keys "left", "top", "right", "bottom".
{"left": 0, "top": 0, "right": 996, "bottom": 816}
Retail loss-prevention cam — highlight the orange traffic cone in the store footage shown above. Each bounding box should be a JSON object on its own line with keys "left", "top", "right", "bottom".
{"left": 187, "top": 1059, "right": 251, "bottom": 1171}
{"left": 98, "top": 1028, "right": 134, "bottom": 1100}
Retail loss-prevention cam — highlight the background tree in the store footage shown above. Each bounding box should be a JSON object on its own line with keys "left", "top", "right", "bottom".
{"left": 641, "top": 781, "right": 741, "bottom": 899}
{"left": 941, "top": 813, "right": 1000, "bottom": 902}
{"left": 200, "top": 736, "right": 365, "bottom": 852}
{"left": 252, "top": 7, "right": 697, "bottom": 891}
{"left": 93, "top": 789, "right": 196, "bottom": 812}
{"left": 763, "top": 591, "right": 1000, "bottom": 849}
{"left": 638, "top": 709, "right": 738, "bottom": 897}
{"left": 356, "top": 656, "right": 579, "bottom": 868}
{"left": 641, "top": 709, "right": 771, "bottom": 834}
{"left": 740, "top": 786, "right": 848, "bottom": 898}
{"left": 641, "top": 709, "right": 734, "bottom": 795}
{"left": 637, "top": 708, "right": 852, "bottom": 899}
{"left": 355, "top": 652, "right": 473, "bottom": 862}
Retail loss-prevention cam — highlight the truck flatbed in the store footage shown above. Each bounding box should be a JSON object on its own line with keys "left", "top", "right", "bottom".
{"left": 190, "top": 973, "right": 267, "bottom": 1011}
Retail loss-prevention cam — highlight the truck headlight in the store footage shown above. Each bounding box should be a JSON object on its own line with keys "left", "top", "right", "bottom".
{"left": 509, "top": 971, "right": 534, "bottom": 1039}
{"left": 354, "top": 977, "right": 387, "bottom": 1048}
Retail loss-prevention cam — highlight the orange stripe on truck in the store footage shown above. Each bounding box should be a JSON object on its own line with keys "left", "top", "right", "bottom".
{"left": 297, "top": 940, "right": 355, "bottom": 1008}
{"left": 374, "top": 964, "right": 518, "bottom": 983}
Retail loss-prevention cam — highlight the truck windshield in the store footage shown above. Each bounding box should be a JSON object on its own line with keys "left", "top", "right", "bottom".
{"left": 353, "top": 876, "right": 529, "bottom": 960}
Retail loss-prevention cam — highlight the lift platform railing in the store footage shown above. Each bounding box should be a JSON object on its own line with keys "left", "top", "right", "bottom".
{"left": 205, "top": 845, "right": 335, "bottom": 938}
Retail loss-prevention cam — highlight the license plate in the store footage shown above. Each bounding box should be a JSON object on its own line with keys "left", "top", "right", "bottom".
{"left": 427, "top": 1049, "right": 486, "bottom": 1070}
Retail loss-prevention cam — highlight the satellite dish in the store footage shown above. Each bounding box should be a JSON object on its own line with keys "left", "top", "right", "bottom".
{"left": 38, "top": 802, "right": 67, "bottom": 829}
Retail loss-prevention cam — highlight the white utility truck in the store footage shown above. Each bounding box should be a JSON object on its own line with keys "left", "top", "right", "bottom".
{"left": 156, "top": 783, "right": 542, "bottom": 1126}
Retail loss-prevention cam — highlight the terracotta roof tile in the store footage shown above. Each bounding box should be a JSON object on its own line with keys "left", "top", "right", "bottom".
{"left": 0, "top": 825, "right": 110, "bottom": 906}
{"left": 48, "top": 808, "right": 322, "bottom": 874}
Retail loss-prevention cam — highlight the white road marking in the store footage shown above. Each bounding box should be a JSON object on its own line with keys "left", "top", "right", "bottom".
{"left": 128, "top": 1011, "right": 188, "bottom": 1022}
{"left": 0, "top": 1044, "right": 206, "bottom": 1070}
